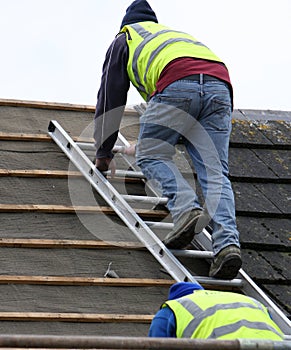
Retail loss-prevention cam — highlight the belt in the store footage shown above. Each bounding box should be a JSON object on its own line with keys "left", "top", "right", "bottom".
{"left": 183, "top": 73, "right": 220, "bottom": 83}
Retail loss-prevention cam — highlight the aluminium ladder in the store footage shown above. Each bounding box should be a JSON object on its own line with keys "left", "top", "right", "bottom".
{"left": 48, "top": 119, "right": 291, "bottom": 337}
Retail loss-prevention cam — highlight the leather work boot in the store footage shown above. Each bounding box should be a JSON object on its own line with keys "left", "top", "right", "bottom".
{"left": 209, "top": 245, "right": 242, "bottom": 280}
{"left": 163, "top": 209, "right": 209, "bottom": 249}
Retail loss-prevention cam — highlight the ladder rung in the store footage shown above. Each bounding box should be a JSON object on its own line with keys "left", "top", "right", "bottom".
{"left": 113, "top": 145, "right": 128, "bottom": 153}
{"left": 122, "top": 194, "right": 168, "bottom": 205}
{"left": 145, "top": 221, "right": 173, "bottom": 230}
{"left": 196, "top": 277, "right": 244, "bottom": 288}
{"left": 104, "top": 169, "right": 145, "bottom": 179}
{"left": 171, "top": 249, "right": 213, "bottom": 259}
{"left": 76, "top": 142, "right": 95, "bottom": 151}
{"left": 76, "top": 143, "right": 134, "bottom": 155}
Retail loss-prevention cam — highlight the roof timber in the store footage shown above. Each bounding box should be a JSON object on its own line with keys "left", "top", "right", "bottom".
{"left": 0, "top": 275, "right": 174, "bottom": 287}
{"left": 0, "top": 97, "right": 137, "bottom": 116}
{"left": 0, "top": 312, "right": 153, "bottom": 323}
{"left": 0, "top": 204, "right": 168, "bottom": 218}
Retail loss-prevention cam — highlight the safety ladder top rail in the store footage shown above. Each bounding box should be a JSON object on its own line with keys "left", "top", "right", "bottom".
{"left": 48, "top": 120, "right": 291, "bottom": 336}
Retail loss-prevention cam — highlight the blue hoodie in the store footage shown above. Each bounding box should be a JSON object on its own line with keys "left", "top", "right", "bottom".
{"left": 94, "top": 1, "right": 158, "bottom": 160}
{"left": 148, "top": 282, "right": 204, "bottom": 337}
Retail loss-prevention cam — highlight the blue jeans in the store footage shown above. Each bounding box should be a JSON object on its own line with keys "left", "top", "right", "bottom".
{"left": 135, "top": 76, "right": 240, "bottom": 254}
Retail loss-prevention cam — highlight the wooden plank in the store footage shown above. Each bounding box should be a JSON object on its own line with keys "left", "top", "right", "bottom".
{"left": 0, "top": 132, "right": 51, "bottom": 141}
{"left": 0, "top": 98, "right": 95, "bottom": 113}
{"left": 0, "top": 275, "right": 234, "bottom": 296}
{"left": 0, "top": 204, "right": 101, "bottom": 213}
{"left": 0, "top": 274, "right": 228, "bottom": 292}
{"left": 0, "top": 204, "right": 168, "bottom": 218}
{"left": 0, "top": 312, "right": 153, "bottom": 323}
{"left": 0, "top": 169, "right": 142, "bottom": 184}
{"left": 0, "top": 131, "right": 94, "bottom": 143}
{"left": 1, "top": 203, "right": 285, "bottom": 218}
{"left": 0, "top": 238, "right": 143, "bottom": 249}
{"left": 0, "top": 275, "right": 174, "bottom": 287}
{"left": 0, "top": 169, "right": 80, "bottom": 178}
{"left": 1, "top": 168, "right": 289, "bottom": 183}
{"left": 0, "top": 98, "right": 138, "bottom": 116}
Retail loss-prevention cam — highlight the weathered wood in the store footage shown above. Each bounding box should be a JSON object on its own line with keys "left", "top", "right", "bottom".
{"left": 0, "top": 204, "right": 100, "bottom": 213}
{"left": 0, "top": 131, "right": 94, "bottom": 143}
{"left": 2, "top": 166, "right": 288, "bottom": 186}
{"left": 0, "top": 312, "right": 153, "bottom": 323}
{"left": 0, "top": 98, "right": 95, "bottom": 113}
{"left": 0, "top": 169, "right": 79, "bottom": 178}
{"left": 0, "top": 204, "right": 168, "bottom": 217}
{"left": 0, "top": 169, "right": 143, "bottom": 184}
{"left": 0, "top": 238, "right": 143, "bottom": 249}
{"left": 0, "top": 98, "right": 138, "bottom": 116}
{"left": 0, "top": 275, "right": 174, "bottom": 287}
{"left": 0, "top": 131, "right": 51, "bottom": 141}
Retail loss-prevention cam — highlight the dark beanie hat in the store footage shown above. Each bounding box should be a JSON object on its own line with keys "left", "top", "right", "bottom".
{"left": 168, "top": 282, "right": 204, "bottom": 300}
{"left": 120, "top": 0, "right": 158, "bottom": 30}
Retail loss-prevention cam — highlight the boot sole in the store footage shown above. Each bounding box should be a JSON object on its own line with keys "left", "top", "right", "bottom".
{"left": 209, "top": 253, "right": 242, "bottom": 280}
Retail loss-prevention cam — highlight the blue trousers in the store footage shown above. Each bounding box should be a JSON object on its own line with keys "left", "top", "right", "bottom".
{"left": 136, "top": 76, "right": 240, "bottom": 254}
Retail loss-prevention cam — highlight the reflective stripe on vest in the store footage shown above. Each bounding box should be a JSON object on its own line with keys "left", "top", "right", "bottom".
{"left": 164, "top": 291, "right": 284, "bottom": 340}
{"left": 120, "top": 22, "right": 223, "bottom": 101}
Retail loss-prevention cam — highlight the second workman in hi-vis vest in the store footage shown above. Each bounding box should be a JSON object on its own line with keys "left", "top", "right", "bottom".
{"left": 148, "top": 282, "right": 284, "bottom": 340}
{"left": 94, "top": 0, "right": 241, "bottom": 280}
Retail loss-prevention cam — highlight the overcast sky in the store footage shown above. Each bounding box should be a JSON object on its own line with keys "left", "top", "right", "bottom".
{"left": 0, "top": 0, "right": 291, "bottom": 111}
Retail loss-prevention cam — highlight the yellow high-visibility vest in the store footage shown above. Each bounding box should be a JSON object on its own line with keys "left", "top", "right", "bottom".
{"left": 163, "top": 290, "right": 284, "bottom": 340}
{"left": 120, "top": 22, "right": 223, "bottom": 101}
